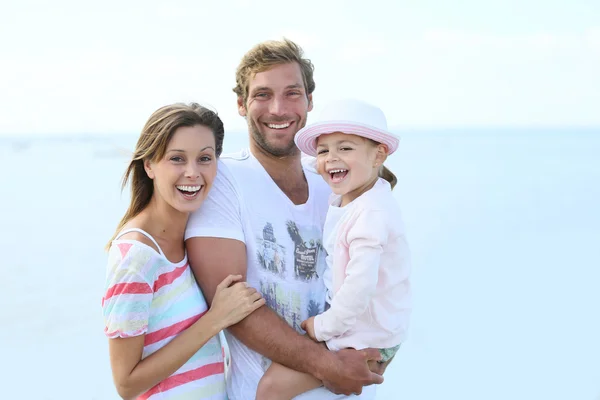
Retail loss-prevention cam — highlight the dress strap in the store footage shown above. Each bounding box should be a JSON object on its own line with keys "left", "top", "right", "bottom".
{"left": 116, "top": 228, "right": 165, "bottom": 257}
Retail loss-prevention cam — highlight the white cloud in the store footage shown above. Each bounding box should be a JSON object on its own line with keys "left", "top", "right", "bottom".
{"left": 0, "top": 3, "right": 598, "bottom": 134}
{"left": 586, "top": 27, "right": 600, "bottom": 50}
{"left": 274, "top": 30, "right": 323, "bottom": 51}
{"left": 336, "top": 34, "right": 389, "bottom": 62}
{"left": 421, "top": 29, "right": 584, "bottom": 52}
{"left": 309, "top": 28, "right": 600, "bottom": 128}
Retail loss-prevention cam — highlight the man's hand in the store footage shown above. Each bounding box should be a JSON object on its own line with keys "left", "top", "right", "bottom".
{"left": 368, "top": 355, "right": 394, "bottom": 375}
{"left": 300, "top": 317, "right": 318, "bottom": 341}
{"left": 319, "top": 348, "right": 384, "bottom": 396}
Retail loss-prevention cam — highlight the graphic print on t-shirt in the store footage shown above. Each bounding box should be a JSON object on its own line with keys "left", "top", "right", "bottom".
{"left": 259, "top": 280, "right": 303, "bottom": 330}
{"left": 254, "top": 219, "right": 327, "bottom": 372}
{"left": 256, "top": 222, "right": 286, "bottom": 276}
{"left": 286, "top": 220, "right": 322, "bottom": 281}
{"left": 307, "top": 298, "right": 322, "bottom": 318}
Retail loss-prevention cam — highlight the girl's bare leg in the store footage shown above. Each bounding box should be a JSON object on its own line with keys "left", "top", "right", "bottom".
{"left": 256, "top": 361, "right": 322, "bottom": 400}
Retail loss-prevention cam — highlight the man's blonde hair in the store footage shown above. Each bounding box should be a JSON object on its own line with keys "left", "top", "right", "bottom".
{"left": 233, "top": 38, "right": 316, "bottom": 105}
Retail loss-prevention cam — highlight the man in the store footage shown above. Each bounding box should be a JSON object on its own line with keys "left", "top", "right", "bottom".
{"left": 185, "top": 39, "right": 388, "bottom": 399}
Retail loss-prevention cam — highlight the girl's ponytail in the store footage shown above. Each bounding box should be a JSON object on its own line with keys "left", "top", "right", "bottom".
{"left": 379, "top": 165, "right": 397, "bottom": 190}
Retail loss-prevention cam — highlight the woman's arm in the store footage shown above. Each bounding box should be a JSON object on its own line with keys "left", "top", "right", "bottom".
{"left": 109, "top": 274, "right": 264, "bottom": 400}
{"left": 109, "top": 311, "right": 221, "bottom": 400}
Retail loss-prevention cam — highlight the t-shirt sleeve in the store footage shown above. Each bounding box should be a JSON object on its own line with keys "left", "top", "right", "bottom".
{"left": 102, "top": 244, "right": 155, "bottom": 339}
{"left": 185, "top": 160, "right": 245, "bottom": 243}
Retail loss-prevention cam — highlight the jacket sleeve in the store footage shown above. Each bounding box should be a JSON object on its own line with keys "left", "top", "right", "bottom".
{"left": 313, "top": 207, "right": 387, "bottom": 342}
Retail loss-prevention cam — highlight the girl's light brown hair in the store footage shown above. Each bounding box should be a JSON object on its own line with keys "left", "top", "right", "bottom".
{"left": 367, "top": 138, "right": 397, "bottom": 189}
{"left": 105, "top": 103, "right": 224, "bottom": 250}
{"left": 379, "top": 165, "right": 397, "bottom": 189}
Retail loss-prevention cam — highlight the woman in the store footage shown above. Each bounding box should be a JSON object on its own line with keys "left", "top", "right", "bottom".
{"left": 102, "top": 103, "right": 265, "bottom": 399}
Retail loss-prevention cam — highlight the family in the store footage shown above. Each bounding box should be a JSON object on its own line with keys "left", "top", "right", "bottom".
{"left": 101, "top": 39, "right": 412, "bottom": 400}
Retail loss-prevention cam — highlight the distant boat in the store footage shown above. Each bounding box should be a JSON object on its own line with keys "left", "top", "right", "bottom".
{"left": 11, "top": 140, "right": 31, "bottom": 152}
{"left": 94, "top": 145, "right": 132, "bottom": 159}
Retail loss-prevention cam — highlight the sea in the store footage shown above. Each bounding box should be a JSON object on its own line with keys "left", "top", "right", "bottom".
{"left": 1, "top": 128, "right": 599, "bottom": 400}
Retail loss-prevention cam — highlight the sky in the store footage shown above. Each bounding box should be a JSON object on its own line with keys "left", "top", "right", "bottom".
{"left": 0, "top": 0, "right": 599, "bottom": 135}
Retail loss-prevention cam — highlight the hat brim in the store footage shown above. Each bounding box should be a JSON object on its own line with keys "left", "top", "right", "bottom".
{"left": 295, "top": 121, "right": 400, "bottom": 157}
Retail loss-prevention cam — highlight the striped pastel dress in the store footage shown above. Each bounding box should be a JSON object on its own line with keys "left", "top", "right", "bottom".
{"left": 102, "top": 229, "right": 227, "bottom": 400}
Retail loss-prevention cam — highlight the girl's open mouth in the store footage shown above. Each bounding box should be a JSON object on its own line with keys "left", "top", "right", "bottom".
{"left": 329, "top": 169, "right": 348, "bottom": 183}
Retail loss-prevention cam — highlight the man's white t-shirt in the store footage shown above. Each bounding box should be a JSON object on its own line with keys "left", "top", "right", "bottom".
{"left": 185, "top": 149, "right": 377, "bottom": 400}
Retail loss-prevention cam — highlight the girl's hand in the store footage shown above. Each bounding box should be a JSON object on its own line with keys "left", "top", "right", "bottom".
{"left": 301, "top": 316, "right": 318, "bottom": 341}
{"left": 209, "top": 275, "right": 265, "bottom": 329}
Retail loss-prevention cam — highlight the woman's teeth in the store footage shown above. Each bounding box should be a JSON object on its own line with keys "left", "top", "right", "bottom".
{"left": 176, "top": 185, "right": 202, "bottom": 199}
{"left": 176, "top": 185, "right": 201, "bottom": 193}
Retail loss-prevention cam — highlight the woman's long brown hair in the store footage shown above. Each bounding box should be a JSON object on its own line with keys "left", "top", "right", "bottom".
{"left": 105, "top": 103, "right": 224, "bottom": 250}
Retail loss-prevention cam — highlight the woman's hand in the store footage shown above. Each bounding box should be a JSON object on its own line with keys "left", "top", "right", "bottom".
{"left": 108, "top": 273, "right": 263, "bottom": 400}
{"left": 209, "top": 274, "right": 265, "bottom": 329}
{"left": 301, "top": 316, "right": 318, "bottom": 341}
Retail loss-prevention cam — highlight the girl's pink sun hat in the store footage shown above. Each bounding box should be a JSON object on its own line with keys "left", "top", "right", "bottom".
{"left": 294, "top": 99, "right": 400, "bottom": 157}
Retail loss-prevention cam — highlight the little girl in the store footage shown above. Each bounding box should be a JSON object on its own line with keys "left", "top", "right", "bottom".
{"left": 256, "top": 99, "right": 412, "bottom": 400}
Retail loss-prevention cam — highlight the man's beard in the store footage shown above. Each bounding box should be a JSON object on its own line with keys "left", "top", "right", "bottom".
{"left": 249, "top": 119, "right": 303, "bottom": 157}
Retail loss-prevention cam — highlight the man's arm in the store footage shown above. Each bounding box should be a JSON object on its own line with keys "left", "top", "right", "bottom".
{"left": 187, "top": 236, "right": 384, "bottom": 395}
{"left": 187, "top": 237, "right": 329, "bottom": 374}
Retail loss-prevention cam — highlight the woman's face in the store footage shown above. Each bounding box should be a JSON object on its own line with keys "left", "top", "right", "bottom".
{"left": 145, "top": 125, "right": 217, "bottom": 214}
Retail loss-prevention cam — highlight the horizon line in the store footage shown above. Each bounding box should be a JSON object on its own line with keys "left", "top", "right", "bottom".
{"left": 1, "top": 124, "right": 600, "bottom": 138}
